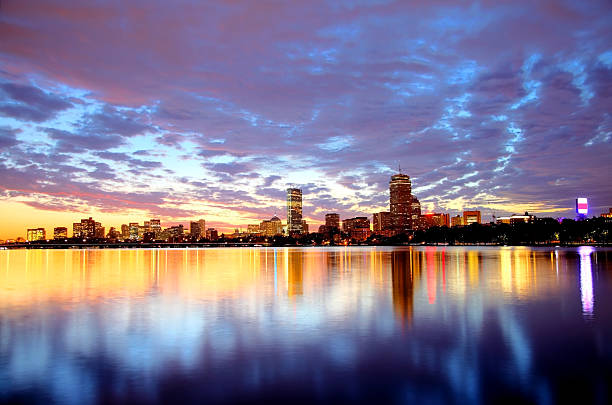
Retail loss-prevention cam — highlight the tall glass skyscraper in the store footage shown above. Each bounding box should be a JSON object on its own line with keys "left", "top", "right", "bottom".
{"left": 389, "top": 174, "right": 412, "bottom": 234}
{"left": 286, "top": 188, "right": 303, "bottom": 234}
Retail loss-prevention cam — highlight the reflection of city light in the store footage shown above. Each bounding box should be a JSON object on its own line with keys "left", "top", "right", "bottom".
{"left": 578, "top": 246, "right": 594, "bottom": 317}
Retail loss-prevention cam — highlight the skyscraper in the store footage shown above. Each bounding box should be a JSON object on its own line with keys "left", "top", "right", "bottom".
{"left": 389, "top": 174, "right": 413, "bottom": 234}
{"left": 286, "top": 188, "right": 303, "bottom": 234}
{"left": 325, "top": 213, "right": 340, "bottom": 230}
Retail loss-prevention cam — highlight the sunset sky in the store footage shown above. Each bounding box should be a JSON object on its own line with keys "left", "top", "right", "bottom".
{"left": 1, "top": 0, "right": 612, "bottom": 238}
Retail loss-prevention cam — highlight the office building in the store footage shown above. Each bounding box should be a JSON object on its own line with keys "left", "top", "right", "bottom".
{"left": 53, "top": 227, "right": 68, "bottom": 239}
{"left": 421, "top": 213, "right": 450, "bottom": 229}
{"left": 206, "top": 228, "right": 218, "bottom": 241}
{"left": 26, "top": 228, "right": 46, "bottom": 242}
{"left": 121, "top": 224, "right": 130, "bottom": 239}
{"left": 325, "top": 213, "right": 340, "bottom": 230}
{"left": 287, "top": 188, "right": 303, "bottom": 234}
{"left": 247, "top": 224, "right": 260, "bottom": 233}
{"left": 190, "top": 221, "right": 203, "bottom": 240}
{"left": 343, "top": 217, "right": 371, "bottom": 241}
{"left": 150, "top": 219, "right": 162, "bottom": 237}
{"left": 451, "top": 215, "right": 463, "bottom": 227}
{"left": 260, "top": 216, "right": 283, "bottom": 237}
{"left": 301, "top": 220, "right": 309, "bottom": 234}
{"left": 73, "top": 222, "right": 83, "bottom": 238}
{"left": 95, "top": 222, "right": 104, "bottom": 238}
{"left": 601, "top": 208, "right": 612, "bottom": 218}
{"left": 373, "top": 211, "right": 392, "bottom": 233}
{"left": 463, "top": 210, "right": 481, "bottom": 225}
{"left": 129, "top": 222, "right": 140, "bottom": 240}
{"left": 411, "top": 196, "right": 422, "bottom": 230}
{"left": 389, "top": 174, "right": 412, "bottom": 234}
{"left": 496, "top": 213, "right": 535, "bottom": 224}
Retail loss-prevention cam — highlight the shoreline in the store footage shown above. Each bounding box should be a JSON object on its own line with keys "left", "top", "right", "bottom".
{"left": 1, "top": 242, "right": 611, "bottom": 250}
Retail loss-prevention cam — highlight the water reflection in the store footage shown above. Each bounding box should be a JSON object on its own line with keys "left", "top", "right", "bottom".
{"left": 0, "top": 247, "right": 610, "bottom": 404}
{"left": 579, "top": 246, "right": 594, "bottom": 318}
{"left": 391, "top": 250, "right": 414, "bottom": 326}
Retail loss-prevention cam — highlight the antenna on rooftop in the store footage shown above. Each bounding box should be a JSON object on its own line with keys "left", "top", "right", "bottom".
{"left": 398, "top": 163, "right": 402, "bottom": 174}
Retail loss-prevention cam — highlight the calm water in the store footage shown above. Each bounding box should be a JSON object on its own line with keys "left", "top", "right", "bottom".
{"left": 0, "top": 247, "right": 611, "bottom": 404}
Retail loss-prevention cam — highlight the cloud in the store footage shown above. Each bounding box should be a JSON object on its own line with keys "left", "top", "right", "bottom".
{"left": 0, "top": 82, "right": 73, "bottom": 122}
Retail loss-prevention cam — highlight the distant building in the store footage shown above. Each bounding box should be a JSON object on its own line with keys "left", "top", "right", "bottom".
{"left": 287, "top": 188, "right": 303, "bottom": 234}
{"left": 149, "top": 219, "right": 162, "bottom": 238}
{"left": 496, "top": 212, "right": 536, "bottom": 224}
{"left": 73, "top": 222, "right": 83, "bottom": 238}
{"left": 260, "top": 216, "right": 283, "bottom": 237}
{"left": 421, "top": 213, "right": 450, "bottom": 229}
{"left": 190, "top": 221, "right": 203, "bottom": 240}
{"left": 301, "top": 220, "right": 309, "bottom": 234}
{"left": 247, "top": 224, "right": 260, "bottom": 233}
{"left": 463, "top": 210, "right": 481, "bottom": 225}
{"left": 390, "top": 174, "right": 412, "bottom": 234}
{"left": 206, "top": 228, "right": 218, "bottom": 241}
{"left": 95, "top": 223, "right": 104, "bottom": 238}
{"left": 373, "top": 211, "right": 392, "bottom": 234}
{"left": 129, "top": 222, "right": 140, "bottom": 240}
{"left": 53, "top": 227, "right": 68, "bottom": 239}
{"left": 343, "top": 217, "right": 371, "bottom": 241}
{"left": 601, "top": 208, "right": 612, "bottom": 218}
{"left": 450, "top": 215, "right": 463, "bottom": 227}
{"left": 121, "top": 224, "right": 130, "bottom": 239}
{"left": 410, "top": 196, "right": 422, "bottom": 230}
{"left": 107, "top": 227, "right": 120, "bottom": 239}
{"left": 325, "top": 213, "right": 340, "bottom": 230}
{"left": 26, "top": 228, "right": 46, "bottom": 242}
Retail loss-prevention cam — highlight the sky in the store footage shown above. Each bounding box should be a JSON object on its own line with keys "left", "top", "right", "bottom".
{"left": 1, "top": 0, "right": 612, "bottom": 238}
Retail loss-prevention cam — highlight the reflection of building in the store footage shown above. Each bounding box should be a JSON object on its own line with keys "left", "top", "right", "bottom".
{"left": 463, "top": 210, "right": 481, "bottom": 225}
{"left": 287, "top": 251, "right": 303, "bottom": 297}
{"left": 26, "top": 228, "right": 46, "bottom": 242}
{"left": 286, "top": 188, "right": 303, "bottom": 234}
{"left": 390, "top": 174, "right": 413, "bottom": 233}
{"left": 391, "top": 250, "right": 414, "bottom": 326}
{"left": 343, "top": 217, "right": 371, "bottom": 241}
{"left": 53, "top": 227, "right": 67, "bottom": 239}
{"left": 260, "top": 216, "right": 283, "bottom": 236}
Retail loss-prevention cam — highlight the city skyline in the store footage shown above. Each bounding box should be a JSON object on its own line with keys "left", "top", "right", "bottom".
{"left": 1, "top": 1, "right": 612, "bottom": 239}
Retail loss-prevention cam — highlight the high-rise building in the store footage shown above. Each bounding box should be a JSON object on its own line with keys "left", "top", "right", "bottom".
{"left": 129, "top": 222, "right": 140, "bottom": 240}
{"left": 463, "top": 210, "right": 481, "bottom": 225}
{"left": 260, "top": 216, "right": 283, "bottom": 237}
{"left": 206, "top": 228, "right": 218, "bottom": 241}
{"left": 450, "top": 215, "right": 463, "bottom": 227}
{"left": 301, "top": 220, "right": 309, "bottom": 234}
{"left": 95, "top": 222, "right": 104, "bottom": 238}
{"left": 82, "top": 218, "right": 96, "bottom": 238}
{"left": 54, "top": 227, "right": 68, "bottom": 239}
{"left": 73, "top": 222, "right": 83, "bottom": 238}
{"left": 389, "top": 174, "right": 413, "bottom": 234}
{"left": 410, "top": 196, "right": 422, "bottom": 230}
{"left": 190, "top": 221, "right": 203, "bottom": 240}
{"left": 373, "top": 212, "right": 392, "bottom": 233}
{"left": 26, "top": 228, "right": 46, "bottom": 241}
{"left": 421, "top": 213, "right": 450, "bottom": 229}
{"left": 150, "top": 219, "right": 162, "bottom": 238}
{"left": 121, "top": 224, "right": 130, "bottom": 239}
{"left": 325, "top": 213, "right": 340, "bottom": 230}
{"left": 342, "top": 217, "right": 371, "bottom": 241}
{"left": 286, "top": 188, "right": 303, "bottom": 234}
